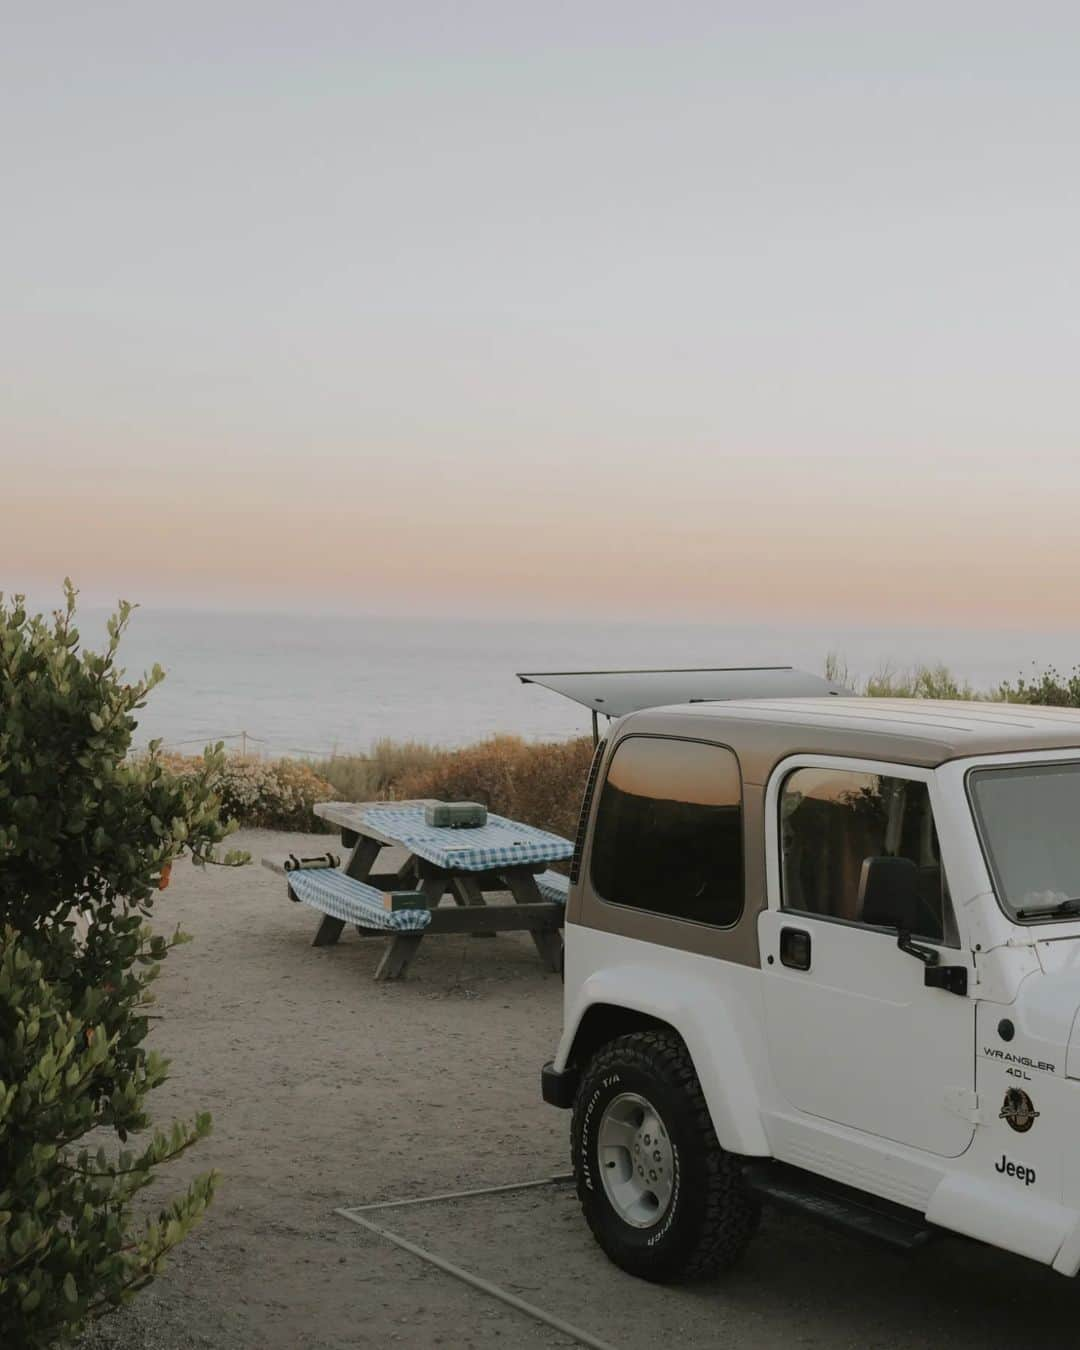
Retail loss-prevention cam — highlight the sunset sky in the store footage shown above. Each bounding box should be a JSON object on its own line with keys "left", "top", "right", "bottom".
{"left": 5, "top": 4, "right": 1079, "bottom": 625}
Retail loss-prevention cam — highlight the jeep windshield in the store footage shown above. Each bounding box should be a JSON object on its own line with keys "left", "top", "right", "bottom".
{"left": 969, "top": 761, "right": 1080, "bottom": 922}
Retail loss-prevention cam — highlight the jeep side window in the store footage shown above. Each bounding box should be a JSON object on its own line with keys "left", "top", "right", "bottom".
{"left": 590, "top": 736, "right": 743, "bottom": 926}
{"left": 780, "top": 768, "right": 950, "bottom": 943}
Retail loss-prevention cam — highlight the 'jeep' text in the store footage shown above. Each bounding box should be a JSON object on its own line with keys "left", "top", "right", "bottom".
{"left": 996, "top": 1156, "right": 1036, "bottom": 1186}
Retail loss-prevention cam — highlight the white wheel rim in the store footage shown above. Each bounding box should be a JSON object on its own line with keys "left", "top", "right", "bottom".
{"left": 597, "top": 1091, "right": 674, "bottom": 1229}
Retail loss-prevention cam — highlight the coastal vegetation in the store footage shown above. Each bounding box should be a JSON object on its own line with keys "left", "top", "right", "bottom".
{"left": 159, "top": 734, "right": 596, "bottom": 837}
{"left": 825, "top": 654, "right": 1080, "bottom": 704}
{"left": 824, "top": 655, "right": 982, "bottom": 699}
{"left": 0, "top": 587, "right": 244, "bottom": 1347}
{"left": 390, "top": 733, "right": 595, "bottom": 842}
{"left": 159, "top": 753, "right": 337, "bottom": 833}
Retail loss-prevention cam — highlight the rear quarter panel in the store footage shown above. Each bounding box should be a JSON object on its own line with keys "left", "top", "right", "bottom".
{"left": 557, "top": 924, "right": 773, "bottom": 1156}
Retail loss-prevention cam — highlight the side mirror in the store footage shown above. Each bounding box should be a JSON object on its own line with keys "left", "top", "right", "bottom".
{"left": 858, "top": 856, "right": 923, "bottom": 932}
{"left": 859, "top": 856, "right": 969, "bottom": 995}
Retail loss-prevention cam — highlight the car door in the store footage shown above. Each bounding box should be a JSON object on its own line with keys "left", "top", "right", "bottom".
{"left": 758, "top": 756, "right": 976, "bottom": 1159}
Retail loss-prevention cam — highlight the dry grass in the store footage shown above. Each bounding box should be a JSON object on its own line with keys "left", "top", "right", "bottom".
{"left": 863, "top": 662, "right": 985, "bottom": 700}
{"left": 395, "top": 734, "right": 595, "bottom": 844}
{"left": 312, "top": 738, "right": 441, "bottom": 801}
{"left": 159, "top": 735, "right": 594, "bottom": 840}
{"left": 316, "top": 735, "right": 595, "bottom": 842}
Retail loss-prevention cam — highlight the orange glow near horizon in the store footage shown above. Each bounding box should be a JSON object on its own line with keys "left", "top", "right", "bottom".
{"left": 7, "top": 440, "right": 1080, "bottom": 627}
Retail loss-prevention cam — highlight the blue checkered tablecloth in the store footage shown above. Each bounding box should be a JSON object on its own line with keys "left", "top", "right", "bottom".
{"left": 534, "top": 869, "right": 570, "bottom": 905}
{"left": 287, "top": 869, "right": 432, "bottom": 932}
{"left": 360, "top": 804, "right": 573, "bottom": 873}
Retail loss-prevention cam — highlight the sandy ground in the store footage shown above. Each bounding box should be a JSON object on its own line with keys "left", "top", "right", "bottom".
{"left": 78, "top": 829, "right": 1080, "bottom": 1350}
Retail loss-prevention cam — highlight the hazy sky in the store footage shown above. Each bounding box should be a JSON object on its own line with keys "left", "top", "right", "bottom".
{"left": 4, "top": 4, "right": 1078, "bottom": 624}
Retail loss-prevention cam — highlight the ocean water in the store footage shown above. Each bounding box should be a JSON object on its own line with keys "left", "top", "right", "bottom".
{"left": 68, "top": 607, "right": 1080, "bottom": 759}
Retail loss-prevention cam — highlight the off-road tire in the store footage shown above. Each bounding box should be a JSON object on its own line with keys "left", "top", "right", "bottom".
{"left": 570, "top": 1030, "right": 758, "bottom": 1282}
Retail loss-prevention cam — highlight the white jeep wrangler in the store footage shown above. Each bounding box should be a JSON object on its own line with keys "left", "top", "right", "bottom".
{"left": 542, "top": 697, "right": 1080, "bottom": 1281}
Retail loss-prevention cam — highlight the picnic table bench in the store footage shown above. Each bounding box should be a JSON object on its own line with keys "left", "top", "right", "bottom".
{"left": 263, "top": 800, "right": 572, "bottom": 980}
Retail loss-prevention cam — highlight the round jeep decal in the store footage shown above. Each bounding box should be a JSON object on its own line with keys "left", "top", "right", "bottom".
{"left": 999, "top": 1088, "right": 1040, "bottom": 1133}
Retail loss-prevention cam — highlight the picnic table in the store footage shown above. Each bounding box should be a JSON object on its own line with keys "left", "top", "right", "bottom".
{"left": 263, "top": 800, "right": 573, "bottom": 980}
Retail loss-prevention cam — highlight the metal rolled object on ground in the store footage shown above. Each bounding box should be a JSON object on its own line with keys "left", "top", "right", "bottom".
{"left": 283, "top": 852, "right": 340, "bottom": 872}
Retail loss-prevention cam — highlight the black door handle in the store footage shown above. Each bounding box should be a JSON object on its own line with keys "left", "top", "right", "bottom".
{"left": 780, "top": 927, "right": 811, "bottom": 971}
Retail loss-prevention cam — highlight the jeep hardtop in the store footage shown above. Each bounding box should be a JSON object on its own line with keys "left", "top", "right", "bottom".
{"left": 542, "top": 696, "right": 1080, "bottom": 1281}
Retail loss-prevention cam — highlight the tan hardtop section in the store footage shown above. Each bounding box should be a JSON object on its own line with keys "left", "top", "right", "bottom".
{"left": 571, "top": 698, "right": 1080, "bottom": 970}
{"left": 613, "top": 697, "right": 1080, "bottom": 782}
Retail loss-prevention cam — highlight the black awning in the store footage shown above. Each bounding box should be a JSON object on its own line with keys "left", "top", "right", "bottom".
{"left": 516, "top": 666, "right": 845, "bottom": 719}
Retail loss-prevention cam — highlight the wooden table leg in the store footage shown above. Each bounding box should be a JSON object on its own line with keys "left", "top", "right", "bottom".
{"left": 344, "top": 835, "right": 381, "bottom": 881}
{"left": 450, "top": 875, "right": 497, "bottom": 937}
{"left": 505, "top": 872, "right": 563, "bottom": 972}
{"left": 370, "top": 869, "right": 442, "bottom": 977}
{"left": 416, "top": 872, "right": 449, "bottom": 905}
{"left": 312, "top": 915, "right": 346, "bottom": 947}
{"left": 375, "top": 933, "right": 425, "bottom": 980}
{"left": 309, "top": 835, "right": 379, "bottom": 949}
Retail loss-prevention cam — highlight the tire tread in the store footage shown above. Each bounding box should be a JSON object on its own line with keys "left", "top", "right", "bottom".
{"left": 571, "top": 1030, "right": 758, "bottom": 1281}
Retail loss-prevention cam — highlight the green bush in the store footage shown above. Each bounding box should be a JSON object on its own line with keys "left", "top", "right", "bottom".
{"left": 161, "top": 754, "right": 335, "bottom": 831}
{"left": 999, "top": 666, "right": 1080, "bottom": 707}
{"left": 826, "top": 653, "right": 1080, "bottom": 706}
{"left": 0, "top": 584, "right": 245, "bottom": 1347}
